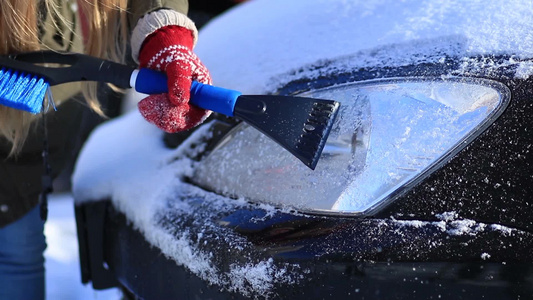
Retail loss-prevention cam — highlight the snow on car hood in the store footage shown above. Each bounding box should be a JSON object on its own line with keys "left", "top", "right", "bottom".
{"left": 72, "top": 112, "right": 305, "bottom": 297}
{"left": 72, "top": 0, "right": 533, "bottom": 297}
{"left": 196, "top": 0, "right": 533, "bottom": 94}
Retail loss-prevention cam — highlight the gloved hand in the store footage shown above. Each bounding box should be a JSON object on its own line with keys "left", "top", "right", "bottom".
{"left": 137, "top": 25, "right": 212, "bottom": 132}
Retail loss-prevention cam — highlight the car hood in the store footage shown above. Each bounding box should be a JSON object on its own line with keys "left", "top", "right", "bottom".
{"left": 196, "top": 0, "right": 533, "bottom": 94}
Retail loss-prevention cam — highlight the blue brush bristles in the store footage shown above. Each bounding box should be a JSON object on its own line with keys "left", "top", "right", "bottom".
{"left": 0, "top": 67, "right": 49, "bottom": 114}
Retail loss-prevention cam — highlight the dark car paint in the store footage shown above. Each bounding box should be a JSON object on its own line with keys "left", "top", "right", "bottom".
{"left": 76, "top": 201, "right": 533, "bottom": 299}
{"left": 278, "top": 55, "right": 533, "bottom": 232}
{"left": 75, "top": 55, "right": 533, "bottom": 299}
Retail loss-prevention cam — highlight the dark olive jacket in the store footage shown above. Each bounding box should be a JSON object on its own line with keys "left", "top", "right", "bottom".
{"left": 0, "top": 0, "right": 189, "bottom": 227}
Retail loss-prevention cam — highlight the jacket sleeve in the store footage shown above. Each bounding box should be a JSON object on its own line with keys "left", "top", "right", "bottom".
{"left": 129, "top": 0, "right": 199, "bottom": 64}
{"left": 128, "top": 0, "right": 189, "bottom": 32}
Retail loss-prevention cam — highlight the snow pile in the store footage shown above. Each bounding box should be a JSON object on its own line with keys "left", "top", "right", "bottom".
{"left": 72, "top": 111, "right": 194, "bottom": 230}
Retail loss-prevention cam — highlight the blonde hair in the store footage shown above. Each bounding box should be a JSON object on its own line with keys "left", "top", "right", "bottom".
{"left": 0, "top": 0, "right": 129, "bottom": 156}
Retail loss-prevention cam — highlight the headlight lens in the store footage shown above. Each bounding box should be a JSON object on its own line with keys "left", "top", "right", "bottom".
{"left": 192, "top": 77, "right": 510, "bottom": 215}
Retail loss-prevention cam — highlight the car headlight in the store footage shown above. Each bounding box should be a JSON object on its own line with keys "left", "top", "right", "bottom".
{"left": 192, "top": 77, "right": 510, "bottom": 215}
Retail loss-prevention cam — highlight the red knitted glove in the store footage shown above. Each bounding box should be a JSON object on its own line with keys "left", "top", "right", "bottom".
{"left": 137, "top": 25, "right": 212, "bottom": 132}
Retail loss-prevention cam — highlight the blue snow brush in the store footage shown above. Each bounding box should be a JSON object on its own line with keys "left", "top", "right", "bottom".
{"left": 0, "top": 68, "right": 49, "bottom": 113}
{"left": 0, "top": 51, "right": 339, "bottom": 169}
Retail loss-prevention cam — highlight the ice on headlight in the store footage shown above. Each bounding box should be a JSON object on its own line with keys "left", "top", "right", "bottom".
{"left": 192, "top": 78, "right": 509, "bottom": 215}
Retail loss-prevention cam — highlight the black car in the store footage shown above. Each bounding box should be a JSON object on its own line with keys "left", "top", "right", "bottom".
{"left": 74, "top": 1, "right": 533, "bottom": 299}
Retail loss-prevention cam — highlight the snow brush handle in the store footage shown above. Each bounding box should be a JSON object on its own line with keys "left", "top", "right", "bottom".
{"left": 132, "top": 68, "right": 242, "bottom": 117}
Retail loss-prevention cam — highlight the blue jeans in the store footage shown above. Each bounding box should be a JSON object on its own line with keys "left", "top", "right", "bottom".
{"left": 0, "top": 205, "right": 46, "bottom": 300}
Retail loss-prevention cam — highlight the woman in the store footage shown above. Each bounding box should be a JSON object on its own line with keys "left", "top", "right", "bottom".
{"left": 0, "top": 0, "right": 211, "bottom": 298}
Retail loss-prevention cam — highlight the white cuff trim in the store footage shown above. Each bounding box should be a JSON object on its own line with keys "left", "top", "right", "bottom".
{"left": 131, "top": 9, "right": 198, "bottom": 64}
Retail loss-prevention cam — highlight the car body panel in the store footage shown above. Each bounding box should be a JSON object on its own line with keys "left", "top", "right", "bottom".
{"left": 73, "top": 0, "right": 533, "bottom": 298}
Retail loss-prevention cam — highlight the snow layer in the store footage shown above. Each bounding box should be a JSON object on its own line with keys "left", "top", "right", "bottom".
{"left": 72, "top": 111, "right": 302, "bottom": 297}
{"left": 72, "top": 0, "right": 533, "bottom": 297}
{"left": 196, "top": 0, "right": 533, "bottom": 94}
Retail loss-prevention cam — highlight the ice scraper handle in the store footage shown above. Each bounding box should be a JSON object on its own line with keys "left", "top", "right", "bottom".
{"left": 190, "top": 81, "right": 242, "bottom": 117}
{"left": 132, "top": 68, "right": 242, "bottom": 117}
